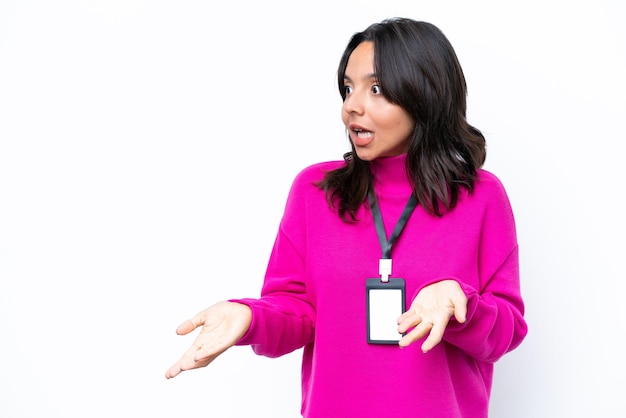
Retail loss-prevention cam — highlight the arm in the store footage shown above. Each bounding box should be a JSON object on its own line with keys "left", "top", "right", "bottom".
{"left": 165, "top": 170, "right": 317, "bottom": 378}
{"left": 443, "top": 245, "right": 527, "bottom": 362}
{"left": 165, "top": 300, "right": 252, "bottom": 379}
{"left": 232, "top": 171, "right": 317, "bottom": 358}
{"left": 232, "top": 227, "right": 316, "bottom": 357}
{"left": 398, "top": 175, "right": 527, "bottom": 361}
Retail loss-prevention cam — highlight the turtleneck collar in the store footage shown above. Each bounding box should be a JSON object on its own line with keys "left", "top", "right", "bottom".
{"left": 369, "top": 153, "right": 413, "bottom": 197}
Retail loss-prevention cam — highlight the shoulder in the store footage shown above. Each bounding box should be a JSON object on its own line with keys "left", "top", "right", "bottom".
{"left": 453, "top": 169, "right": 513, "bottom": 215}
{"left": 469, "top": 169, "right": 515, "bottom": 218}
{"left": 281, "top": 159, "right": 345, "bottom": 207}
{"left": 281, "top": 160, "right": 344, "bottom": 221}
{"left": 291, "top": 160, "right": 345, "bottom": 187}
{"left": 474, "top": 169, "right": 509, "bottom": 198}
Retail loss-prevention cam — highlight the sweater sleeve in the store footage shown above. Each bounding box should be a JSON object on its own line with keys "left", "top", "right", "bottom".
{"left": 231, "top": 170, "right": 316, "bottom": 358}
{"left": 438, "top": 175, "right": 528, "bottom": 363}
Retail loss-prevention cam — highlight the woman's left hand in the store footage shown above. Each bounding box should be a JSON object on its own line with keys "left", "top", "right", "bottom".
{"left": 397, "top": 279, "right": 467, "bottom": 352}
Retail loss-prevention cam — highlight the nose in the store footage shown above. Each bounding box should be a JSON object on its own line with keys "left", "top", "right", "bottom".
{"left": 342, "top": 90, "right": 364, "bottom": 115}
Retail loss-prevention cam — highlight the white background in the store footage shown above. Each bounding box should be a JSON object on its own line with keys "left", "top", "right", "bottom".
{"left": 1, "top": 1, "right": 625, "bottom": 417}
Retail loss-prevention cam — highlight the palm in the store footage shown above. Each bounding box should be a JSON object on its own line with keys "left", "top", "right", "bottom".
{"left": 165, "top": 301, "right": 251, "bottom": 378}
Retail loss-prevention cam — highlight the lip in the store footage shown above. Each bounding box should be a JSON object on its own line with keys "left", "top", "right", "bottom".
{"left": 349, "top": 124, "right": 374, "bottom": 147}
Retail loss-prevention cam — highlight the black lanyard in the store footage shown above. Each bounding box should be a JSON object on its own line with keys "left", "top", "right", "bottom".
{"left": 368, "top": 189, "right": 418, "bottom": 281}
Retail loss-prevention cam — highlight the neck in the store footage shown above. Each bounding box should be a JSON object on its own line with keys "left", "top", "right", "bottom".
{"left": 370, "top": 154, "right": 412, "bottom": 196}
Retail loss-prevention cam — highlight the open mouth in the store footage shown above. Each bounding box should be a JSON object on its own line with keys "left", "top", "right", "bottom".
{"left": 353, "top": 129, "right": 373, "bottom": 139}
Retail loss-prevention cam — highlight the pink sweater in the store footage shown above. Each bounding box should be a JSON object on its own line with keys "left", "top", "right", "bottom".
{"left": 234, "top": 154, "right": 527, "bottom": 417}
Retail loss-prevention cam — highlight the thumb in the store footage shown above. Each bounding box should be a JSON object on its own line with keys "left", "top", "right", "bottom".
{"left": 175, "top": 318, "right": 199, "bottom": 335}
{"left": 452, "top": 296, "right": 467, "bottom": 324}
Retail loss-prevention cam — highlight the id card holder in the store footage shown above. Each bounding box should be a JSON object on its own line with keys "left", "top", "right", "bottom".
{"left": 366, "top": 278, "right": 406, "bottom": 344}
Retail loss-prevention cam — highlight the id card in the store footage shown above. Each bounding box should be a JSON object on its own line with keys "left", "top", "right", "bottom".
{"left": 366, "top": 278, "right": 406, "bottom": 344}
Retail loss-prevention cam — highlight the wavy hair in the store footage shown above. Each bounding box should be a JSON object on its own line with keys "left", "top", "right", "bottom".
{"left": 317, "top": 18, "right": 486, "bottom": 220}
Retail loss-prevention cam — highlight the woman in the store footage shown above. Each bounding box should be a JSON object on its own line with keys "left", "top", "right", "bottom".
{"left": 166, "top": 17, "right": 528, "bottom": 418}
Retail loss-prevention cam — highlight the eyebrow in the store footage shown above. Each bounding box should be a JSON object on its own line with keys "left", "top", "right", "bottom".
{"left": 343, "top": 73, "right": 378, "bottom": 82}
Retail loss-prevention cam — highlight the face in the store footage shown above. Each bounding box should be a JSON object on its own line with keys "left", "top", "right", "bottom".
{"left": 341, "top": 41, "right": 415, "bottom": 161}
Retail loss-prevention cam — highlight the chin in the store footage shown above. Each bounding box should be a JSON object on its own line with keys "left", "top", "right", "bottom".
{"left": 354, "top": 149, "right": 377, "bottom": 162}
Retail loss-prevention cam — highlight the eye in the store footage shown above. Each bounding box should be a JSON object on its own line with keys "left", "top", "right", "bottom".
{"left": 372, "top": 84, "right": 381, "bottom": 95}
{"left": 344, "top": 85, "right": 353, "bottom": 95}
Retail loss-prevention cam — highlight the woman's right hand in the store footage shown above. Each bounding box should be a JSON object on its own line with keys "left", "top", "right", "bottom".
{"left": 165, "top": 301, "right": 252, "bottom": 379}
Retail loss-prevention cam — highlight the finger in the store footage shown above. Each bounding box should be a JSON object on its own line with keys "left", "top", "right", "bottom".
{"left": 454, "top": 309, "right": 466, "bottom": 324}
{"left": 448, "top": 285, "right": 468, "bottom": 323}
{"left": 397, "top": 309, "right": 416, "bottom": 324}
{"left": 397, "top": 308, "right": 422, "bottom": 333}
{"left": 175, "top": 316, "right": 202, "bottom": 335}
{"left": 174, "top": 319, "right": 193, "bottom": 335}
{"left": 192, "top": 346, "right": 219, "bottom": 363}
{"left": 397, "top": 316, "right": 418, "bottom": 334}
{"left": 398, "top": 320, "right": 432, "bottom": 348}
{"left": 165, "top": 356, "right": 210, "bottom": 379}
{"left": 165, "top": 352, "right": 198, "bottom": 379}
{"left": 420, "top": 319, "right": 447, "bottom": 353}
{"left": 165, "top": 363, "right": 178, "bottom": 379}
{"left": 165, "top": 364, "right": 182, "bottom": 379}
{"left": 165, "top": 346, "right": 216, "bottom": 379}
{"left": 453, "top": 297, "right": 467, "bottom": 323}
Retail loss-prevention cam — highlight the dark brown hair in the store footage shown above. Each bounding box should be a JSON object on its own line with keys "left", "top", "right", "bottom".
{"left": 318, "top": 18, "right": 486, "bottom": 221}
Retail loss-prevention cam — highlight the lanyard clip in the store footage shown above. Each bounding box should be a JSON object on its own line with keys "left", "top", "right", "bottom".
{"left": 379, "top": 258, "right": 392, "bottom": 283}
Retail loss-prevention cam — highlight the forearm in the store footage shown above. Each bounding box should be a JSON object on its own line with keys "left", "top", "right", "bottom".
{"left": 232, "top": 294, "right": 315, "bottom": 357}
{"left": 443, "top": 285, "right": 527, "bottom": 362}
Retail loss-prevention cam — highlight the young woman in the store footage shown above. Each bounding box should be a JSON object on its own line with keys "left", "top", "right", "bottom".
{"left": 166, "top": 17, "right": 528, "bottom": 418}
